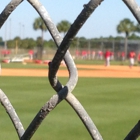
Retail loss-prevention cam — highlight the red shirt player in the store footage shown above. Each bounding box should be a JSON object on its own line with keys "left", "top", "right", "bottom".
{"left": 104, "top": 50, "right": 111, "bottom": 66}
{"left": 121, "top": 52, "right": 125, "bottom": 61}
{"left": 137, "top": 53, "right": 140, "bottom": 64}
{"left": 129, "top": 51, "right": 136, "bottom": 67}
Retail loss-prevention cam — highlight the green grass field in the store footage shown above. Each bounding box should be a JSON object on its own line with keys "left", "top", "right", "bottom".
{"left": 1, "top": 59, "right": 138, "bottom": 69}
{"left": 1, "top": 62, "right": 48, "bottom": 69}
{"left": 0, "top": 77, "right": 140, "bottom": 139}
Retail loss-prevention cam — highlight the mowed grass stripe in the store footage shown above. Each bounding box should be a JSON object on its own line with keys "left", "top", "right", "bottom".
{"left": 0, "top": 77, "right": 140, "bottom": 139}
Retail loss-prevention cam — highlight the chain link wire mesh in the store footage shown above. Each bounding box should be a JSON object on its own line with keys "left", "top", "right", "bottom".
{"left": 0, "top": 0, "right": 140, "bottom": 139}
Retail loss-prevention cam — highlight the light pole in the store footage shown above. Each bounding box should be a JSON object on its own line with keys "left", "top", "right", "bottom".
{"left": 4, "top": 22, "right": 7, "bottom": 50}
{"left": 9, "top": 18, "right": 12, "bottom": 40}
{"left": 22, "top": 24, "right": 25, "bottom": 39}
{"left": 19, "top": 22, "right": 21, "bottom": 39}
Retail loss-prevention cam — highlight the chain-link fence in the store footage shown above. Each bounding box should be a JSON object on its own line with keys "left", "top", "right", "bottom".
{"left": 0, "top": 0, "right": 140, "bottom": 140}
{"left": 1, "top": 39, "right": 140, "bottom": 62}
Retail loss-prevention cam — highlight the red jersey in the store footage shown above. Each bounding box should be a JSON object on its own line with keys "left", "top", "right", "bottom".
{"left": 138, "top": 53, "right": 140, "bottom": 61}
{"left": 104, "top": 51, "right": 111, "bottom": 58}
{"left": 129, "top": 52, "right": 135, "bottom": 58}
{"left": 121, "top": 52, "right": 125, "bottom": 57}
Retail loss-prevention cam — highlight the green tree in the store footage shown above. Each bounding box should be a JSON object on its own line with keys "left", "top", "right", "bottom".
{"left": 0, "top": 37, "right": 3, "bottom": 42}
{"left": 14, "top": 37, "right": 22, "bottom": 49}
{"left": 20, "top": 39, "right": 28, "bottom": 49}
{"left": 117, "top": 18, "right": 136, "bottom": 57}
{"left": 7, "top": 40, "right": 15, "bottom": 48}
{"left": 133, "top": 23, "right": 140, "bottom": 39}
{"left": 128, "top": 33, "right": 140, "bottom": 40}
{"left": 57, "top": 20, "right": 71, "bottom": 36}
{"left": 44, "top": 39, "right": 55, "bottom": 48}
{"left": 78, "top": 37, "right": 87, "bottom": 48}
{"left": 27, "top": 38, "right": 36, "bottom": 49}
{"left": 33, "top": 17, "right": 47, "bottom": 59}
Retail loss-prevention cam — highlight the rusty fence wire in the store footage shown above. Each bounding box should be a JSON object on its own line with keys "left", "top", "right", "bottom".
{"left": 0, "top": 0, "right": 140, "bottom": 140}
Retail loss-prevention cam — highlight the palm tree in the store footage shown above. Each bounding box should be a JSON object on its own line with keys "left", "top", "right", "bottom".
{"left": 57, "top": 20, "right": 71, "bottom": 36}
{"left": 117, "top": 18, "right": 136, "bottom": 57}
{"left": 134, "top": 23, "right": 140, "bottom": 37}
{"left": 33, "top": 17, "right": 47, "bottom": 59}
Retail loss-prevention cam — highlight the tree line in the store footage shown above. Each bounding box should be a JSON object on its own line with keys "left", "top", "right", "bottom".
{"left": 0, "top": 17, "right": 140, "bottom": 59}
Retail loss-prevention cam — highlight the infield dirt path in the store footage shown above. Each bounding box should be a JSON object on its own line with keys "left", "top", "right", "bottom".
{"left": 1, "top": 65, "right": 140, "bottom": 78}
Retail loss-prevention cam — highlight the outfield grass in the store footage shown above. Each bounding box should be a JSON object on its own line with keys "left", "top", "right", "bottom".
{"left": 0, "top": 77, "right": 140, "bottom": 139}
{"left": 1, "top": 62, "right": 49, "bottom": 69}
{"left": 1, "top": 59, "right": 137, "bottom": 69}
{"left": 75, "top": 59, "right": 135, "bottom": 66}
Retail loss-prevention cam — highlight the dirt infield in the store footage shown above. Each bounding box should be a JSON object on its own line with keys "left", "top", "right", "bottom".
{"left": 1, "top": 65, "right": 140, "bottom": 78}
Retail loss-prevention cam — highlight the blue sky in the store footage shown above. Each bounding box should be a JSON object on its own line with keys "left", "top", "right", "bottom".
{"left": 0, "top": 0, "right": 140, "bottom": 41}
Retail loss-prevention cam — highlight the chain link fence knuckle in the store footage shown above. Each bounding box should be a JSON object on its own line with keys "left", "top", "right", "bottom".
{"left": 1, "top": 0, "right": 140, "bottom": 139}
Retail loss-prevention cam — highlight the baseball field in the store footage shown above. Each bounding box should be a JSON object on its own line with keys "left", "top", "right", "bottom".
{"left": 1, "top": 64, "right": 140, "bottom": 78}
{"left": 0, "top": 63, "right": 140, "bottom": 139}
